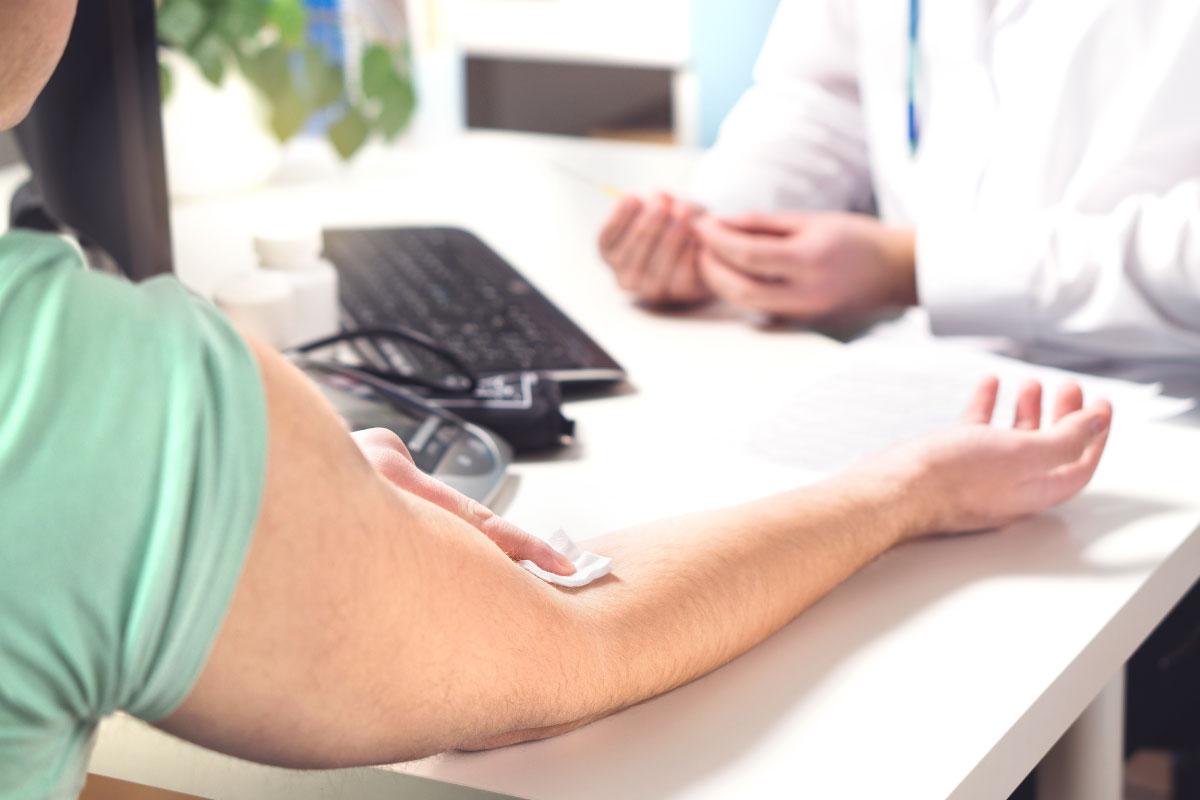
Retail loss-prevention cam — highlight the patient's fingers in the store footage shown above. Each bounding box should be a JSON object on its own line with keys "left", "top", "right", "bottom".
{"left": 407, "top": 465, "right": 576, "bottom": 576}
{"left": 353, "top": 428, "right": 415, "bottom": 464}
{"left": 1027, "top": 401, "right": 1113, "bottom": 473}
{"left": 353, "top": 429, "right": 577, "bottom": 576}
{"left": 1053, "top": 382, "right": 1084, "bottom": 423}
{"left": 1014, "top": 380, "right": 1043, "bottom": 430}
{"left": 1034, "top": 402, "right": 1113, "bottom": 506}
{"left": 464, "top": 504, "right": 579, "bottom": 577}
{"left": 962, "top": 376, "right": 1000, "bottom": 424}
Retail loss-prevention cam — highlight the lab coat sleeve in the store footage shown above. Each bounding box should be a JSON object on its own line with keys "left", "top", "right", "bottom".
{"left": 689, "top": 0, "right": 873, "bottom": 216}
{"left": 917, "top": 182, "right": 1200, "bottom": 361}
{"left": 918, "top": 1, "right": 1200, "bottom": 362}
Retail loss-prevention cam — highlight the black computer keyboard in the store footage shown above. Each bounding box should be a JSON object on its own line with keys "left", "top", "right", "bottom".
{"left": 323, "top": 226, "right": 625, "bottom": 385}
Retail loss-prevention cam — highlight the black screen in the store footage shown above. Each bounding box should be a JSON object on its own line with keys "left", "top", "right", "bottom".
{"left": 14, "top": 0, "right": 172, "bottom": 281}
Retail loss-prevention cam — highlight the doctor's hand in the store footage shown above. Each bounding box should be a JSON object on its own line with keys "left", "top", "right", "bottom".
{"left": 694, "top": 212, "right": 917, "bottom": 321}
{"left": 352, "top": 428, "right": 577, "bottom": 576}
{"left": 598, "top": 193, "right": 713, "bottom": 306}
{"left": 859, "top": 379, "right": 1114, "bottom": 540}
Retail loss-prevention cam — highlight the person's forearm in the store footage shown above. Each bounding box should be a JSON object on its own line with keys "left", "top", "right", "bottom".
{"left": 165, "top": 338, "right": 1105, "bottom": 769}
{"left": 167, "top": 335, "right": 930, "bottom": 765}
{"left": 472, "top": 469, "right": 925, "bottom": 748}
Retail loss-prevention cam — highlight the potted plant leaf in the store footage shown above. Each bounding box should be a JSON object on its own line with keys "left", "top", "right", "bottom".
{"left": 156, "top": 0, "right": 417, "bottom": 195}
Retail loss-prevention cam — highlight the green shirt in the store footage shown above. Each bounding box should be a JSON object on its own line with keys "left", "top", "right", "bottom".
{"left": 0, "top": 231, "right": 267, "bottom": 798}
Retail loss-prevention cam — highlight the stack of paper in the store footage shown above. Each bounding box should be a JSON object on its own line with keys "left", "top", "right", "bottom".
{"left": 747, "top": 339, "right": 1196, "bottom": 474}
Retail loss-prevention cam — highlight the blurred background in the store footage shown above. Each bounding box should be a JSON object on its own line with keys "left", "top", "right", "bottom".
{"left": 448, "top": 0, "right": 778, "bottom": 145}
{"left": 0, "top": 0, "right": 780, "bottom": 173}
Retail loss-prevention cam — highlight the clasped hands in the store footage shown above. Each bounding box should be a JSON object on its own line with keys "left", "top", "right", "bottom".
{"left": 599, "top": 192, "right": 917, "bottom": 319}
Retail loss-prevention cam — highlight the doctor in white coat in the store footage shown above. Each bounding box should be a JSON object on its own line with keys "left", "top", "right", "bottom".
{"left": 598, "top": 0, "right": 1200, "bottom": 372}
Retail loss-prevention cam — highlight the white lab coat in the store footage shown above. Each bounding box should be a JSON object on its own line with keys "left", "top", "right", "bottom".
{"left": 691, "top": 0, "right": 1200, "bottom": 372}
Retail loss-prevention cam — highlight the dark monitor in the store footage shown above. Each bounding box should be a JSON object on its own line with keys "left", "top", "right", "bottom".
{"left": 12, "top": 0, "right": 172, "bottom": 281}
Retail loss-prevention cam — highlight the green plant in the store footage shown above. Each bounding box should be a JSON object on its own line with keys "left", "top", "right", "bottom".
{"left": 156, "top": 0, "right": 417, "bottom": 159}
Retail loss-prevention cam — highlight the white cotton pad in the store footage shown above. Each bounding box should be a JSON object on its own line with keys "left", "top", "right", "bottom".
{"left": 519, "top": 529, "right": 613, "bottom": 588}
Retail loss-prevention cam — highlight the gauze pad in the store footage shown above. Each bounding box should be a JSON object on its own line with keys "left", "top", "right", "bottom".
{"left": 520, "top": 529, "right": 613, "bottom": 588}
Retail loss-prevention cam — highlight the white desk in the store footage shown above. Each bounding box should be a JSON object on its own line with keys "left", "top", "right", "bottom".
{"left": 5, "top": 131, "right": 1200, "bottom": 800}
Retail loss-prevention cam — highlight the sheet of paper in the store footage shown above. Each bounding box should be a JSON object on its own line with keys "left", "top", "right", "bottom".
{"left": 747, "top": 339, "right": 1195, "bottom": 474}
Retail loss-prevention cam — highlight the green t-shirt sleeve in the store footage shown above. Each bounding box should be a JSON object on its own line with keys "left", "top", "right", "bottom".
{"left": 0, "top": 231, "right": 268, "bottom": 799}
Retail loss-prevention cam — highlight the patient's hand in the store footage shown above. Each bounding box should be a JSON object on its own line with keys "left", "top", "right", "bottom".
{"left": 865, "top": 378, "right": 1114, "bottom": 538}
{"left": 352, "top": 428, "right": 577, "bottom": 575}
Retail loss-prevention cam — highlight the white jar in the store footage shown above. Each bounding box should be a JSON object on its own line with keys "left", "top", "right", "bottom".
{"left": 253, "top": 224, "right": 341, "bottom": 348}
{"left": 213, "top": 269, "right": 296, "bottom": 350}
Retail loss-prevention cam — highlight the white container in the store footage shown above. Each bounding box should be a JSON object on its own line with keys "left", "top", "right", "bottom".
{"left": 254, "top": 224, "right": 341, "bottom": 348}
{"left": 213, "top": 269, "right": 296, "bottom": 350}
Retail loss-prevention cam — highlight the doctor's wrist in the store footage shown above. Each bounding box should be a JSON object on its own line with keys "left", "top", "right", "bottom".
{"left": 876, "top": 225, "right": 918, "bottom": 307}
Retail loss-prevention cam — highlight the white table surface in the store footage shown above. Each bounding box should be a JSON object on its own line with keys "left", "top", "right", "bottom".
{"left": 5, "top": 131, "right": 1200, "bottom": 800}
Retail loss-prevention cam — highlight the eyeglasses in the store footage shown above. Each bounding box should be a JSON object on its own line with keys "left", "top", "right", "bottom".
{"left": 291, "top": 326, "right": 480, "bottom": 395}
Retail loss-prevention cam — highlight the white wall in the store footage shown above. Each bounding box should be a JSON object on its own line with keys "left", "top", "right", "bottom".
{"left": 692, "top": 0, "right": 780, "bottom": 146}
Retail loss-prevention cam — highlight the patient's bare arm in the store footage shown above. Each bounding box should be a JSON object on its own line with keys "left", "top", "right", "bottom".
{"left": 159, "top": 342, "right": 1111, "bottom": 768}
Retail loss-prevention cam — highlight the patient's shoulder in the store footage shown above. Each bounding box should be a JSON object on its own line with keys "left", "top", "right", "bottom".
{"left": 0, "top": 229, "right": 84, "bottom": 283}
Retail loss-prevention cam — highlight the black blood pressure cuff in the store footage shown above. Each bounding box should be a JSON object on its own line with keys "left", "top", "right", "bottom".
{"left": 426, "top": 372, "right": 576, "bottom": 453}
